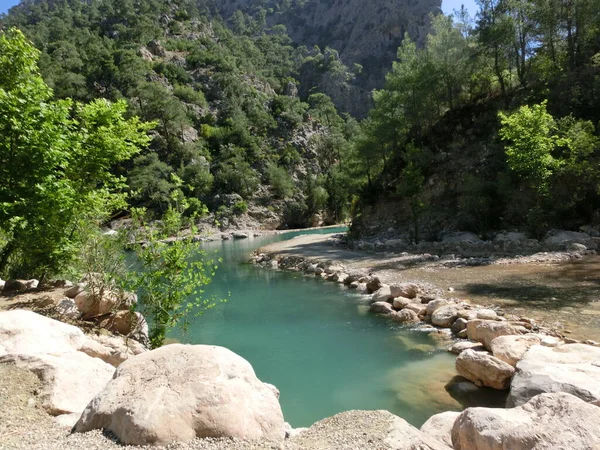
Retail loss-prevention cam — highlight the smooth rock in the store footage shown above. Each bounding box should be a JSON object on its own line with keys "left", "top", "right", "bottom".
{"left": 568, "top": 242, "right": 587, "bottom": 252}
{"left": 372, "top": 285, "right": 393, "bottom": 303}
{"left": 389, "top": 282, "right": 420, "bottom": 299}
{"left": 489, "top": 334, "right": 541, "bottom": 367}
{"left": 75, "top": 344, "right": 285, "bottom": 445}
{"left": 392, "top": 296, "right": 412, "bottom": 310}
{"left": 80, "top": 334, "right": 146, "bottom": 367}
{"left": 452, "top": 393, "right": 600, "bottom": 450}
{"left": 74, "top": 290, "right": 121, "bottom": 320}
{"left": 393, "top": 309, "right": 420, "bottom": 324}
{"left": 98, "top": 310, "right": 149, "bottom": 345}
{"left": 449, "top": 341, "right": 486, "bottom": 355}
{"left": 466, "top": 319, "right": 521, "bottom": 350}
{"left": 0, "top": 310, "right": 86, "bottom": 357}
{"left": 420, "top": 411, "right": 460, "bottom": 448}
{"left": 404, "top": 303, "right": 426, "bottom": 315}
{"left": 288, "top": 410, "right": 449, "bottom": 450}
{"left": 507, "top": 343, "right": 600, "bottom": 407}
{"left": 370, "top": 301, "right": 396, "bottom": 315}
{"left": 431, "top": 305, "right": 460, "bottom": 328}
{"left": 543, "top": 229, "right": 590, "bottom": 245}
{"left": 306, "top": 264, "right": 318, "bottom": 274}
{"left": 426, "top": 299, "right": 450, "bottom": 316}
{"left": 475, "top": 309, "right": 498, "bottom": 320}
{"left": 0, "top": 352, "right": 114, "bottom": 416}
{"left": 366, "top": 276, "right": 383, "bottom": 293}
{"left": 456, "top": 349, "right": 515, "bottom": 390}
{"left": 451, "top": 318, "right": 468, "bottom": 334}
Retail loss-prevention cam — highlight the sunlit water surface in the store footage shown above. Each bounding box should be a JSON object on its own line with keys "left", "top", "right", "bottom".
{"left": 171, "top": 229, "right": 466, "bottom": 428}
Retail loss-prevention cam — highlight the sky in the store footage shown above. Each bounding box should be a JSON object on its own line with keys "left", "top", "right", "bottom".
{"left": 0, "top": 0, "right": 19, "bottom": 15}
{"left": 0, "top": 0, "right": 479, "bottom": 20}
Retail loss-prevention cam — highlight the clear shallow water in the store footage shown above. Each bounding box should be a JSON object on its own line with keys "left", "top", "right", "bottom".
{"left": 171, "top": 229, "right": 462, "bottom": 428}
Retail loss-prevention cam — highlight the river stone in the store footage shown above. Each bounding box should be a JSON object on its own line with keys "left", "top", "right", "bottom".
{"left": 466, "top": 319, "right": 521, "bottom": 350}
{"left": 372, "top": 285, "right": 393, "bottom": 303}
{"left": 456, "top": 349, "right": 515, "bottom": 390}
{"left": 393, "top": 309, "right": 420, "bottom": 324}
{"left": 0, "top": 352, "right": 114, "bottom": 416}
{"left": 404, "top": 303, "right": 426, "bottom": 315}
{"left": 0, "top": 310, "right": 86, "bottom": 357}
{"left": 349, "top": 281, "right": 360, "bottom": 289}
{"left": 475, "top": 309, "right": 498, "bottom": 320}
{"left": 420, "top": 411, "right": 460, "bottom": 448}
{"left": 507, "top": 343, "right": 600, "bottom": 407}
{"left": 426, "top": 299, "right": 450, "bottom": 316}
{"left": 325, "top": 265, "right": 343, "bottom": 274}
{"left": 306, "top": 264, "right": 318, "bottom": 274}
{"left": 392, "top": 296, "right": 412, "bottom": 310}
{"left": 452, "top": 393, "right": 600, "bottom": 450}
{"left": 449, "top": 341, "right": 486, "bottom": 355}
{"left": 75, "top": 344, "right": 285, "bottom": 445}
{"left": 543, "top": 229, "right": 590, "bottom": 246}
{"left": 288, "top": 410, "right": 449, "bottom": 450}
{"left": 370, "top": 301, "right": 395, "bottom": 315}
{"left": 451, "top": 318, "right": 468, "bottom": 334}
{"left": 74, "top": 290, "right": 121, "bottom": 320}
{"left": 489, "top": 334, "right": 541, "bottom": 367}
{"left": 55, "top": 298, "right": 81, "bottom": 319}
{"left": 366, "top": 276, "right": 383, "bottom": 294}
{"left": 431, "top": 305, "right": 460, "bottom": 328}
{"left": 389, "top": 283, "right": 420, "bottom": 299}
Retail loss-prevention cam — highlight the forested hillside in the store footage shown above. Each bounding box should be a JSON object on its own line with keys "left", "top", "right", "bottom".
{"left": 351, "top": 1, "right": 600, "bottom": 242}
{"left": 1, "top": 0, "right": 359, "bottom": 232}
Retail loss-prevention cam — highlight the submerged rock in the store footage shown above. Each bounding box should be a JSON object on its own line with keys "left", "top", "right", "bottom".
{"left": 75, "top": 344, "right": 285, "bottom": 446}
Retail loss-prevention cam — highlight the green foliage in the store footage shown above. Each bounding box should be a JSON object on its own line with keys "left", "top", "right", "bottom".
{"left": 232, "top": 200, "right": 249, "bottom": 215}
{"left": 499, "top": 101, "right": 561, "bottom": 193}
{"left": 127, "top": 208, "right": 222, "bottom": 349}
{"left": 267, "top": 165, "right": 295, "bottom": 199}
{"left": 0, "top": 28, "right": 153, "bottom": 278}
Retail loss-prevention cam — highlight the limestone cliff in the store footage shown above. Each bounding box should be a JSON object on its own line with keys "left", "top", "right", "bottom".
{"left": 217, "top": 0, "right": 442, "bottom": 117}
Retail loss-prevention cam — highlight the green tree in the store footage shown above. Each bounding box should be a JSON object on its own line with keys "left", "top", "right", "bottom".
{"left": 499, "top": 101, "right": 561, "bottom": 194}
{"left": 0, "top": 28, "right": 153, "bottom": 277}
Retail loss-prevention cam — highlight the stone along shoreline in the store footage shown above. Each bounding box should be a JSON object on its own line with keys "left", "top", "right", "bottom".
{"left": 2, "top": 238, "right": 600, "bottom": 449}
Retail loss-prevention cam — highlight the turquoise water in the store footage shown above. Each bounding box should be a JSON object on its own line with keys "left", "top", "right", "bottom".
{"left": 172, "top": 228, "right": 461, "bottom": 428}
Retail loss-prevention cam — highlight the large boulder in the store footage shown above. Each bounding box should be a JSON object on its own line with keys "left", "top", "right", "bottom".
{"left": 65, "top": 283, "right": 86, "bottom": 298}
{"left": 431, "top": 305, "right": 460, "bottom": 328}
{"left": 489, "top": 334, "right": 541, "bottom": 367}
{"left": 287, "top": 410, "right": 449, "bottom": 450}
{"left": 420, "top": 411, "right": 460, "bottom": 448}
{"left": 74, "top": 344, "right": 285, "bottom": 446}
{"left": 466, "top": 319, "right": 521, "bottom": 350}
{"left": 452, "top": 393, "right": 600, "bottom": 450}
{"left": 98, "top": 310, "right": 149, "bottom": 346}
{"left": 543, "top": 229, "right": 591, "bottom": 246}
{"left": 0, "top": 310, "right": 86, "bottom": 357}
{"left": 426, "top": 299, "right": 450, "bottom": 316}
{"left": 507, "top": 343, "right": 600, "bottom": 407}
{"left": 74, "top": 290, "right": 119, "bottom": 320}
{"left": 366, "top": 276, "right": 383, "bottom": 294}
{"left": 455, "top": 349, "right": 515, "bottom": 390}
{"left": 0, "top": 352, "right": 114, "bottom": 416}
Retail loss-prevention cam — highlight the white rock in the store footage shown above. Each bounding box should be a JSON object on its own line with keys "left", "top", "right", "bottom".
{"left": 74, "top": 290, "right": 121, "bottom": 320}
{"left": 75, "top": 344, "right": 285, "bottom": 446}
{"left": 65, "top": 283, "right": 86, "bottom": 298}
{"left": 80, "top": 334, "right": 146, "bottom": 367}
{"left": 370, "top": 301, "right": 395, "bottom": 315}
{"left": 449, "top": 341, "right": 486, "bottom": 355}
{"left": 420, "top": 411, "right": 460, "bottom": 448}
{"left": 489, "top": 334, "right": 541, "bottom": 367}
{"left": 0, "top": 352, "right": 114, "bottom": 416}
{"left": 372, "top": 285, "right": 393, "bottom": 303}
{"left": 475, "top": 309, "right": 497, "bottom": 320}
{"left": 431, "top": 305, "right": 460, "bottom": 328}
{"left": 389, "top": 282, "right": 420, "bottom": 299}
{"left": 426, "top": 299, "right": 450, "bottom": 316}
{"left": 507, "top": 343, "right": 600, "bottom": 407}
{"left": 466, "top": 319, "right": 521, "bottom": 350}
{"left": 0, "top": 310, "right": 86, "bottom": 357}
{"left": 306, "top": 264, "right": 318, "bottom": 273}
{"left": 455, "top": 349, "right": 515, "bottom": 390}
{"left": 452, "top": 393, "right": 600, "bottom": 450}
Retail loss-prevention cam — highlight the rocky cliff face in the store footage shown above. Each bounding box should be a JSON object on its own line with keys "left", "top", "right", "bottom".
{"left": 217, "top": 0, "right": 442, "bottom": 117}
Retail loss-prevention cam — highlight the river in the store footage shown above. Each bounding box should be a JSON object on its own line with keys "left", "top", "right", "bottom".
{"left": 170, "top": 228, "right": 502, "bottom": 429}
